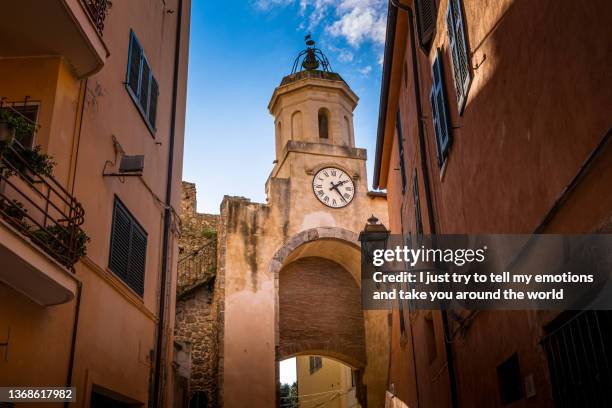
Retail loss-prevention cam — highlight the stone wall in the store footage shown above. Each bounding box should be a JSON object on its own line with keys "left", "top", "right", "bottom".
{"left": 175, "top": 181, "right": 220, "bottom": 406}
{"left": 178, "top": 182, "right": 219, "bottom": 293}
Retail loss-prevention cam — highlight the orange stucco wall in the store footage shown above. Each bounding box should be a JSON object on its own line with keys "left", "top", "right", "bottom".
{"left": 379, "top": 0, "right": 611, "bottom": 407}
{"left": 0, "top": 0, "right": 190, "bottom": 406}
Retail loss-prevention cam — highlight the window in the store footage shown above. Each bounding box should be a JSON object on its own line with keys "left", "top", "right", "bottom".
{"left": 291, "top": 111, "right": 303, "bottom": 139}
{"left": 446, "top": 0, "right": 471, "bottom": 113}
{"left": 126, "top": 30, "right": 159, "bottom": 133}
{"left": 395, "top": 110, "right": 407, "bottom": 193}
{"left": 412, "top": 170, "right": 423, "bottom": 235}
{"left": 430, "top": 50, "right": 452, "bottom": 167}
{"left": 497, "top": 353, "right": 523, "bottom": 405}
{"left": 318, "top": 109, "right": 329, "bottom": 139}
{"left": 309, "top": 356, "right": 322, "bottom": 375}
{"left": 109, "top": 197, "right": 147, "bottom": 296}
{"left": 415, "top": 0, "right": 437, "bottom": 49}
{"left": 1, "top": 104, "right": 38, "bottom": 148}
{"left": 542, "top": 311, "right": 612, "bottom": 406}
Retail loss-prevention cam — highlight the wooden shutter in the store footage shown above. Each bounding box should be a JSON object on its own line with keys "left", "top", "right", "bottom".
{"left": 148, "top": 77, "right": 159, "bottom": 128}
{"left": 109, "top": 198, "right": 147, "bottom": 296}
{"left": 127, "top": 223, "right": 147, "bottom": 296}
{"left": 447, "top": 0, "right": 471, "bottom": 112}
{"left": 139, "top": 59, "right": 151, "bottom": 113}
{"left": 109, "top": 200, "right": 132, "bottom": 281}
{"left": 430, "top": 50, "right": 452, "bottom": 166}
{"left": 127, "top": 33, "right": 142, "bottom": 96}
{"left": 416, "top": 0, "right": 436, "bottom": 48}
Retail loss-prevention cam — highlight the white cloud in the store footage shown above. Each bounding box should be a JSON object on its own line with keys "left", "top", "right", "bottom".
{"left": 327, "top": 44, "right": 355, "bottom": 62}
{"left": 358, "top": 65, "right": 372, "bottom": 75}
{"left": 326, "top": 4, "right": 386, "bottom": 47}
{"left": 255, "top": 0, "right": 387, "bottom": 48}
{"left": 254, "top": 0, "right": 294, "bottom": 11}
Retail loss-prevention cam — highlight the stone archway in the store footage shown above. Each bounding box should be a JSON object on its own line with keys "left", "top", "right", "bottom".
{"left": 279, "top": 257, "right": 365, "bottom": 367}
{"left": 269, "top": 227, "right": 368, "bottom": 406}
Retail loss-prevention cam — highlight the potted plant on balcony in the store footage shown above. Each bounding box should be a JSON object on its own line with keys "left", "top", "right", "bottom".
{"left": 31, "top": 223, "right": 90, "bottom": 268}
{"left": 1, "top": 143, "right": 56, "bottom": 182}
{"left": 0, "top": 198, "right": 29, "bottom": 230}
{"left": 0, "top": 108, "right": 35, "bottom": 145}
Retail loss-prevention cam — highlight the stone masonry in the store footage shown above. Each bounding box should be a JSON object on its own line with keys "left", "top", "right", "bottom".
{"left": 175, "top": 181, "right": 220, "bottom": 406}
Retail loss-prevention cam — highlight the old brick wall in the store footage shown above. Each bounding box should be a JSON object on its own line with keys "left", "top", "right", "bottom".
{"left": 279, "top": 256, "right": 366, "bottom": 367}
{"left": 175, "top": 181, "right": 220, "bottom": 406}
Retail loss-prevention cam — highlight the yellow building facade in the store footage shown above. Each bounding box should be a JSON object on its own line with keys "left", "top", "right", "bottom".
{"left": 296, "top": 356, "right": 360, "bottom": 408}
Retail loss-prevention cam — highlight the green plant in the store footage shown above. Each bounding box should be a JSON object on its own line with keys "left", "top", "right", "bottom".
{"left": 19, "top": 145, "right": 56, "bottom": 177}
{"left": 1, "top": 144, "right": 56, "bottom": 179}
{"left": 0, "top": 109, "right": 36, "bottom": 138}
{"left": 32, "top": 224, "right": 90, "bottom": 267}
{"left": 0, "top": 198, "right": 29, "bottom": 230}
{"left": 201, "top": 228, "right": 217, "bottom": 240}
{"left": 0, "top": 199, "right": 26, "bottom": 219}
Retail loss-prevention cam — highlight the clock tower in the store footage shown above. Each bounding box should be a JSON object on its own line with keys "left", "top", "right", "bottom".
{"left": 216, "top": 38, "right": 389, "bottom": 408}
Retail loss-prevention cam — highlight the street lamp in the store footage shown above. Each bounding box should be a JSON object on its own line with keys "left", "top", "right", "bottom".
{"left": 359, "top": 214, "right": 390, "bottom": 263}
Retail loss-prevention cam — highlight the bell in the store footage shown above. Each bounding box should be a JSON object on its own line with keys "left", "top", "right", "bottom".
{"left": 302, "top": 49, "right": 320, "bottom": 71}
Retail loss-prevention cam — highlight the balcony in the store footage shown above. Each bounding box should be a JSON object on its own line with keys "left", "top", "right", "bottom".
{"left": 0, "top": 0, "right": 110, "bottom": 78}
{"left": 0, "top": 138, "right": 86, "bottom": 306}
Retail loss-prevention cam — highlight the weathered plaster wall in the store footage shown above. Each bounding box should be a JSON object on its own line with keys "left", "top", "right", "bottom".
{"left": 380, "top": 0, "right": 612, "bottom": 407}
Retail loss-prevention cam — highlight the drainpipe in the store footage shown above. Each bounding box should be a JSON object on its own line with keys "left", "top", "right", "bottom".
{"left": 64, "top": 77, "right": 87, "bottom": 408}
{"left": 152, "top": 0, "right": 183, "bottom": 406}
{"left": 64, "top": 281, "right": 82, "bottom": 408}
{"left": 389, "top": 1, "right": 460, "bottom": 407}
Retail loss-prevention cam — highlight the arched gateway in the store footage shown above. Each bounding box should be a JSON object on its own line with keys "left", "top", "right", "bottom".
{"left": 215, "top": 39, "right": 389, "bottom": 407}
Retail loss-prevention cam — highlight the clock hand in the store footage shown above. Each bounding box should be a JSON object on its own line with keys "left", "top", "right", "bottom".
{"left": 332, "top": 185, "right": 347, "bottom": 202}
{"left": 329, "top": 179, "right": 349, "bottom": 190}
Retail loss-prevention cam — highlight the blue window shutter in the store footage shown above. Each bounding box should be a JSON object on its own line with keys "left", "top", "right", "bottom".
{"left": 446, "top": 0, "right": 471, "bottom": 113}
{"left": 139, "top": 59, "right": 151, "bottom": 114}
{"left": 429, "top": 88, "right": 442, "bottom": 166}
{"left": 446, "top": 2, "right": 462, "bottom": 101}
{"left": 454, "top": 0, "right": 471, "bottom": 105}
{"left": 148, "top": 77, "right": 159, "bottom": 128}
{"left": 430, "top": 50, "right": 452, "bottom": 167}
{"left": 127, "top": 32, "right": 142, "bottom": 96}
{"left": 415, "top": 0, "right": 436, "bottom": 48}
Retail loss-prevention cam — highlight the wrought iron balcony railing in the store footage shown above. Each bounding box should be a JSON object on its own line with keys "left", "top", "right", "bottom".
{"left": 82, "top": 0, "right": 112, "bottom": 35}
{"left": 177, "top": 243, "right": 217, "bottom": 293}
{"left": 178, "top": 246, "right": 209, "bottom": 279}
{"left": 0, "top": 141, "right": 87, "bottom": 269}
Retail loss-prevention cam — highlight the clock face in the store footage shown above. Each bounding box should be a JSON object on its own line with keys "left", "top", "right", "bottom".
{"left": 312, "top": 166, "right": 355, "bottom": 208}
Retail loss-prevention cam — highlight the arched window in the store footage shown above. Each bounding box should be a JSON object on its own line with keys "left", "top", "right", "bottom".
{"left": 291, "top": 111, "right": 302, "bottom": 139}
{"left": 276, "top": 120, "right": 283, "bottom": 143}
{"left": 344, "top": 116, "right": 351, "bottom": 146}
{"left": 318, "top": 108, "right": 329, "bottom": 139}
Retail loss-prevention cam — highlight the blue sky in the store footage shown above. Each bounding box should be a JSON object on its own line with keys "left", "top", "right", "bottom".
{"left": 183, "top": 0, "right": 388, "bottom": 214}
